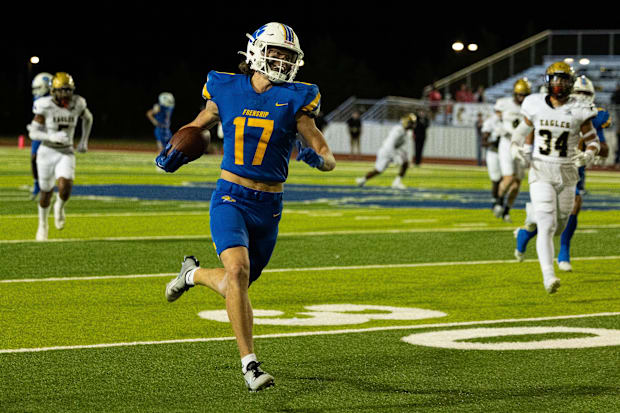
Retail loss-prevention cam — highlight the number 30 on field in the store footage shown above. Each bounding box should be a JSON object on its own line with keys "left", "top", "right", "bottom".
{"left": 198, "top": 304, "right": 620, "bottom": 350}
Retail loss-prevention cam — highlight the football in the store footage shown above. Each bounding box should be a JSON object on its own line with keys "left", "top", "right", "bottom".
{"left": 168, "top": 126, "right": 209, "bottom": 161}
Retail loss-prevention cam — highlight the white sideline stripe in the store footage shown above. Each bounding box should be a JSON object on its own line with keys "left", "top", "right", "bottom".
{"left": 0, "top": 211, "right": 209, "bottom": 219}
{"left": 2, "top": 224, "right": 620, "bottom": 244}
{"left": 1, "top": 312, "right": 618, "bottom": 354}
{"left": 2, "top": 255, "right": 620, "bottom": 284}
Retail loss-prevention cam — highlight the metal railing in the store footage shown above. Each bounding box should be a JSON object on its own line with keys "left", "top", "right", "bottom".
{"left": 426, "top": 30, "right": 620, "bottom": 98}
{"left": 326, "top": 30, "right": 620, "bottom": 125}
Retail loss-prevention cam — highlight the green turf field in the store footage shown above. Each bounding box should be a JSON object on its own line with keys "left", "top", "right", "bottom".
{"left": 1, "top": 147, "right": 619, "bottom": 412}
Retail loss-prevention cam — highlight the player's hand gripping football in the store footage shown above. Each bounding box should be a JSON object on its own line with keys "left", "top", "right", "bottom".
{"left": 155, "top": 143, "right": 190, "bottom": 173}
{"left": 295, "top": 140, "right": 324, "bottom": 169}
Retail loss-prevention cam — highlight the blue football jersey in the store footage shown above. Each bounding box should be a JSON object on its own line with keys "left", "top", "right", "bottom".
{"left": 155, "top": 104, "right": 174, "bottom": 129}
{"left": 202, "top": 70, "right": 321, "bottom": 182}
{"left": 592, "top": 107, "right": 611, "bottom": 143}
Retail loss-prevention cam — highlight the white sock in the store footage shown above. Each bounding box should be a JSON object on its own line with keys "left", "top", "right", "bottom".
{"left": 241, "top": 353, "right": 257, "bottom": 373}
{"left": 55, "top": 196, "right": 66, "bottom": 209}
{"left": 393, "top": 176, "right": 401, "bottom": 183}
{"left": 38, "top": 205, "right": 50, "bottom": 226}
{"left": 185, "top": 268, "right": 197, "bottom": 286}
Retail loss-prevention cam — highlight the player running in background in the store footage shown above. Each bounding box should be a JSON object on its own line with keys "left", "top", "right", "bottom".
{"left": 511, "top": 62, "right": 599, "bottom": 294}
{"left": 27, "top": 72, "right": 93, "bottom": 241}
{"left": 156, "top": 22, "right": 336, "bottom": 392}
{"left": 146, "top": 92, "right": 175, "bottom": 151}
{"left": 29, "top": 72, "right": 53, "bottom": 200}
{"left": 480, "top": 112, "right": 504, "bottom": 210}
{"left": 355, "top": 113, "right": 416, "bottom": 189}
{"left": 493, "top": 78, "right": 531, "bottom": 222}
{"left": 514, "top": 75, "right": 610, "bottom": 272}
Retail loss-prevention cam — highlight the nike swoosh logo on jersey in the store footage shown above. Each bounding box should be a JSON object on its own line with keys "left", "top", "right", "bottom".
{"left": 273, "top": 212, "right": 281, "bottom": 217}
{"left": 275, "top": 102, "right": 288, "bottom": 107}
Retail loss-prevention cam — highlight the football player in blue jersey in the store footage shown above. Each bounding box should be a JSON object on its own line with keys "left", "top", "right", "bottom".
{"left": 29, "top": 72, "right": 53, "bottom": 200}
{"left": 514, "top": 75, "right": 610, "bottom": 271}
{"left": 156, "top": 22, "right": 336, "bottom": 392}
{"left": 146, "top": 92, "right": 175, "bottom": 151}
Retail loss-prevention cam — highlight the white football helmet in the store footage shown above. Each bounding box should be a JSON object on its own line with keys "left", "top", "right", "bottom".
{"left": 572, "top": 75, "right": 595, "bottom": 103}
{"left": 158, "top": 92, "right": 175, "bottom": 107}
{"left": 240, "top": 22, "right": 304, "bottom": 83}
{"left": 32, "top": 72, "right": 53, "bottom": 98}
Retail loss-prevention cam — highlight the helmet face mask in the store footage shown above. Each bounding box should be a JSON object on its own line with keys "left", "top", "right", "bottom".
{"left": 545, "top": 61, "right": 575, "bottom": 100}
{"left": 547, "top": 73, "right": 573, "bottom": 99}
{"left": 51, "top": 72, "right": 75, "bottom": 107}
{"left": 32, "top": 72, "right": 53, "bottom": 98}
{"left": 572, "top": 75, "right": 595, "bottom": 103}
{"left": 158, "top": 92, "right": 175, "bottom": 107}
{"left": 265, "top": 46, "right": 297, "bottom": 77}
{"left": 241, "top": 22, "right": 304, "bottom": 83}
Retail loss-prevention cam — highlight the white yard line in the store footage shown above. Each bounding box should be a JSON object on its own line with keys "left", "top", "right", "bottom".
{"left": 1, "top": 312, "right": 618, "bottom": 354}
{"left": 1, "top": 224, "right": 619, "bottom": 244}
{"left": 2, "top": 255, "right": 619, "bottom": 284}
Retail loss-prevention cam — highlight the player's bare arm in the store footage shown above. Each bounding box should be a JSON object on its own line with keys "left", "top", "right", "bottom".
{"left": 481, "top": 132, "right": 490, "bottom": 147}
{"left": 77, "top": 108, "right": 94, "bottom": 152}
{"left": 146, "top": 107, "right": 159, "bottom": 127}
{"left": 296, "top": 112, "right": 336, "bottom": 171}
{"left": 182, "top": 100, "right": 220, "bottom": 131}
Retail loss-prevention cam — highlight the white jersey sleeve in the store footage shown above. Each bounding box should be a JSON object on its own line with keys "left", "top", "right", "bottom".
{"left": 482, "top": 114, "right": 503, "bottom": 137}
{"left": 520, "top": 93, "right": 539, "bottom": 122}
{"left": 481, "top": 117, "right": 494, "bottom": 134}
{"left": 495, "top": 96, "right": 524, "bottom": 138}
{"left": 32, "top": 96, "right": 52, "bottom": 116}
{"left": 380, "top": 124, "right": 408, "bottom": 151}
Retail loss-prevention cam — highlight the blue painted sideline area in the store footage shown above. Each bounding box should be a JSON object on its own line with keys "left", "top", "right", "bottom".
{"left": 72, "top": 183, "right": 620, "bottom": 210}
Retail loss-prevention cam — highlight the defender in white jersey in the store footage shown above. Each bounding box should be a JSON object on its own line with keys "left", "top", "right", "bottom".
{"left": 511, "top": 61, "right": 599, "bottom": 293}
{"left": 480, "top": 113, "right": 504, "bottom": 208}
{"left": 493, "top": 78, "right": 531, "bottom": 222}
{"left": 27, "top": 72, "right": 93, "bottom": 241}
{"left": 356, "top": 113, "right": 416, "bottom": 189}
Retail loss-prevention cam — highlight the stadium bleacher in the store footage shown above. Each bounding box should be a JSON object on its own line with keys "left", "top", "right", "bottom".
{"left": 484, "top": 56, "right": 620, "bottom": 105}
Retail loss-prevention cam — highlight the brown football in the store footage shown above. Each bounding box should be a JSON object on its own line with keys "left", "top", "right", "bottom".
{"left": 168, "top": 126, "right": 208, "bottom": 161}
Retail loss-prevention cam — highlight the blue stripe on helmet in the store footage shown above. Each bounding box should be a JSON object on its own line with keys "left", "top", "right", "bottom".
{"left": 253, "top": 24, "right": 267, "bottom": 40}
{"left": 283, "top": 24, "right": 293, "bottom": 42}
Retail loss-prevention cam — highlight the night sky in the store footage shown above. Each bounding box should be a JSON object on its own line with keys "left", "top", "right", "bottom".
{"left": 2, "top": 5, "right": 617, "bottom": 140}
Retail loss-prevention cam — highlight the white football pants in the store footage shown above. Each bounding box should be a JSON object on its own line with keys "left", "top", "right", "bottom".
{"left": 529, "top": 180, "right": 576, "bottom": 280}
{"left": 36, "top": 145, "right": 75, "bottom": 192}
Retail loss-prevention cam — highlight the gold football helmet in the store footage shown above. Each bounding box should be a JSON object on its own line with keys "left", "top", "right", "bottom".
{"left": 51, "top": 72, "right": 75, "bottom": 107}
{"left": 545, "top": 61, "right": 575, "bottom": 99}
{"left": 513, "top": 78, "right": 531, "bottom": 95}
{"left": 401, "top": 113, "right": 417, "bottom": 129}
{"left": 513, "top": 78, "right": 531, "bottom": 104}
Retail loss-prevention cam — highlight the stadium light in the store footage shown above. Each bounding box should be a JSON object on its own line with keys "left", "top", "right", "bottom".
{"left": 579, "top": 58, "right": 590, "bottom": 65}
{"left": 30, "top": 56, "right": 40, "bottom": 64}
{"left": 467, "top": 43, "right": 478, "bottom": 52}
{"left": 452, "top": 41, "right": 464, "bottom": 52}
